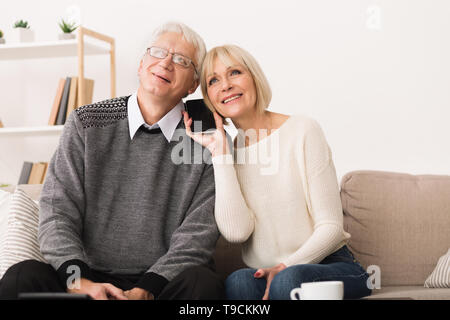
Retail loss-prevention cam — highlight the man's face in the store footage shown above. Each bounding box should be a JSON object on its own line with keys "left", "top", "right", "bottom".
{"left": 138, "top": 32, "right": 198, "bottom": 104}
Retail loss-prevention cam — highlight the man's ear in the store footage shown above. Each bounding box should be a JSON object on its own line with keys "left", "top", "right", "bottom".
{"left": 187, "top": 78, "right": 199, "bottom": 95}
{"left": 138, "top": 59, "right": 143, "bottom": 76}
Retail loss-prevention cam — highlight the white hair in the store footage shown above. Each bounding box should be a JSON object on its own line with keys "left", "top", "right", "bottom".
{"left": 151, "top": 21, "right": 206, "bottom": 79}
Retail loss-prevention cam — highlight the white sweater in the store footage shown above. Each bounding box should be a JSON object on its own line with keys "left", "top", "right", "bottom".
{"left": 212, "top": 115, "right": 351, "bottom": 269}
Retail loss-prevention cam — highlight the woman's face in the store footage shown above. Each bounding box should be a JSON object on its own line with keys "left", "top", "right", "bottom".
{"left": 205, "top": 57, "right": 257, "bottom": 120}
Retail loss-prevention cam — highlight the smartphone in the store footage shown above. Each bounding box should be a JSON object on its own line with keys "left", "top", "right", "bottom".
{"left": 184, "top": 99, "right": 216, "bottom": 133}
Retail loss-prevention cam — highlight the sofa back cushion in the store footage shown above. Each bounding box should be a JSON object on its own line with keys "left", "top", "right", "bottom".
{"left": 341, "top": 170, "right": 450, "bottom": 286}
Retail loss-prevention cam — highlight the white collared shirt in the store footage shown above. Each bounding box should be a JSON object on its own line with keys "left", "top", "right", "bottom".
{"left": 128, "top": 92, "right": 184, "bottom": 142}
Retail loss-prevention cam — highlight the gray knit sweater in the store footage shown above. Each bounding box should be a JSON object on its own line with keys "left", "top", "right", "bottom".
{"left": 38, "top": 96, "right": 219, "bottom": 296}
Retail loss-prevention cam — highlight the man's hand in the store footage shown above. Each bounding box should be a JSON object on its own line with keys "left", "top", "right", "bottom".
{"left": 124, "top": 287, "right": 154, "bottom": 300}
{"left": 253, "top": 263, "right": 287, "bottom": 300}
{"left": 67, "top": 278, "right": 128, "bottom": 300}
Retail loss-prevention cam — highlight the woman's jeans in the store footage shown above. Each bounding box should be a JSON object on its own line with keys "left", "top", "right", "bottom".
{"left": 225, "top": 245, "right": 372, "bottom": 300}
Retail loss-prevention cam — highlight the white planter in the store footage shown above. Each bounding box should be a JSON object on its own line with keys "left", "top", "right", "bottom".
{"left": 0, "top": 38, "right": 5, "bottom": 44}
{"left": 14, "top": 28, "right": 34, "bottom": 42}
{"left": 58, "top": 33, "right": 76, "bottom": 40}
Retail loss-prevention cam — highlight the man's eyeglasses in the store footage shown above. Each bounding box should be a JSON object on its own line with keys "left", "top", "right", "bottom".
{"left": 146, "top": 46, "right": 198, "bottom": 76}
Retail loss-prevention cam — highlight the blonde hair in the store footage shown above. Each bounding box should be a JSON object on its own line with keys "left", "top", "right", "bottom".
{"left": 200, "top": 45, "right": 272, "bottom": 119}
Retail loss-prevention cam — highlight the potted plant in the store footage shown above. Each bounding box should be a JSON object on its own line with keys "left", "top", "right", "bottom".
{"left": 58, "top": 19, "right": 78, "bottom": 40}
{"left": 13, "top": 19, "right": 34, "bottom": 42}
{"left": 0, "top": 30, "right": 5, "bottom": 44}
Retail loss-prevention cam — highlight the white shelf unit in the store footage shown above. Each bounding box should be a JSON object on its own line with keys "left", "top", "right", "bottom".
{"left": 0, "top": 26, "right": 116, "bottom": 137}
{"left": 0, "top": 27, "right": 116, "bottom": 184}
{"left": 0, "top": 125, "right": 64, "bottom": 137}
{"left": 0, "top": 39, "right": 109, "bottom": 60}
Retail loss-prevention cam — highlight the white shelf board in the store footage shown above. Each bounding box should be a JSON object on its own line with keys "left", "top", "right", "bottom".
{"left": 0, "top": 39, "right": 110, "bottom": 60}
{"left": 0, "top": 125, "right": 64, "bottom": 137}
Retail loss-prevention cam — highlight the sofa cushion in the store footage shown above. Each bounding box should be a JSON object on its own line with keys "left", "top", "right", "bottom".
{"left": 16, "top": 184, "right": 43, "bottom": 201}
{"left": 341, "top": 170, "right": 450, "bottom": 286}
{"left": 366, "top": 286, "right": 450, "bottom": 300}
{"left": 425, "top": 248, "right": 450, "bottom": 288}
{"left": 0, "top": 190, "right": 13, "bottom": 259}
{"left": 0, "top": 188, "right": 46, "bottom": 279}
{"left": 0, "top": 184, "right": 43, "bottom": 201}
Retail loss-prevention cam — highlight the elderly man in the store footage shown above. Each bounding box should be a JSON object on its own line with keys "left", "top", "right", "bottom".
{"left": 0, "top": 22, "right": 223, "bottom": 300}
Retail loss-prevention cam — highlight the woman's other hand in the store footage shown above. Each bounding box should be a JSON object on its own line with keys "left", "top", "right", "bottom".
{"left": 254, "top": 263, "right": 287, "bottom": 300}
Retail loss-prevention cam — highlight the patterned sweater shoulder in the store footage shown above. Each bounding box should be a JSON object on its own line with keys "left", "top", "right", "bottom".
{"left": 75, "top": 96, "right": 130, "bottom": 129}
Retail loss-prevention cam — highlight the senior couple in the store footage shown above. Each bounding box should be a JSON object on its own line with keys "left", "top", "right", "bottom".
{"left": 0, "top": 22, "right": 371, "bottom": 300}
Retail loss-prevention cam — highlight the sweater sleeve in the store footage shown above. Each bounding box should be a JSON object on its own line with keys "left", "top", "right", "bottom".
{"left": 211, "top": 153, "right": 256, "bottom": 243}
{"left": 282, "top": 120, "right": 347, "bottom": 266}
{"left": 136, "top": 162, "right": 220, "bottom": 297}
{"left": 38, "top": 111, "right": 95, "bottom": 286}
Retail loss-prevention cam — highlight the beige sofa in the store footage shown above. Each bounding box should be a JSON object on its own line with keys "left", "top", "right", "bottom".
{"left": 2, "top": 170, "right": 449, "bottom": 299}
{"left": 339, "top": 170, "right": 450, "bottom": 299}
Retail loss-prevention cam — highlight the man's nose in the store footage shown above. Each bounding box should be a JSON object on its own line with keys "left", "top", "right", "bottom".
{"left": 158, "top": 53, "right": 174, "bottom": 70}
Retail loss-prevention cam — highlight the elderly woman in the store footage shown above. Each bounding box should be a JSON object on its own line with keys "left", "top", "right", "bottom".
{"left": 183, "top": 45, "right": 371, "bottom": 300}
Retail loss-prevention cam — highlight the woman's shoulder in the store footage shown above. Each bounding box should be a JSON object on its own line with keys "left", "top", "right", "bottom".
{"left": 278, "top": 113, "right": 323, "bottom": 134}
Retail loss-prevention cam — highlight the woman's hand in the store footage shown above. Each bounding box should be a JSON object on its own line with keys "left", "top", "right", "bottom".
{"left": 182, "top": 110, "right": 231, "bottom": 158}
{"left": 253, "top": 263, "right": 287, "bottom": 300}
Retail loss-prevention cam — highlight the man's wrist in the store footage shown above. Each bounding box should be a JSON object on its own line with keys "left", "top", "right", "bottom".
{"left": 135, "top": 272, "right": 168, "bottom": 299}
{"left": 57, "top": 259, "right": 94, "bottom": 289}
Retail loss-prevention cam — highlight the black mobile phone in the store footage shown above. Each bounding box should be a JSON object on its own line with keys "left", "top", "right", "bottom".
{"left": 184, "top": 99, "right": 216, "bottom": 133}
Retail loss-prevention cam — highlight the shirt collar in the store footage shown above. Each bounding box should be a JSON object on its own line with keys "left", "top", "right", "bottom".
{"left": 128, "top": 92, "right": 184, "bottom": 142}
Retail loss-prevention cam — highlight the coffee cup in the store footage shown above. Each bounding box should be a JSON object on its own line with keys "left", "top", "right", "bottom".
{"left": 290, "top": 281, "right": 344, "bottom": 300}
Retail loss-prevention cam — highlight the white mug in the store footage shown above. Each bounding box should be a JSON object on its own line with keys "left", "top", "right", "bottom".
{"left": 290, "top": 281, "right": 344, "bottom": 300}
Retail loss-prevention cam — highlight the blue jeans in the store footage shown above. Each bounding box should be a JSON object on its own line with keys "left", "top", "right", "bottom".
{"left": 225, "top": 245, "right": 372, "bottom": 300}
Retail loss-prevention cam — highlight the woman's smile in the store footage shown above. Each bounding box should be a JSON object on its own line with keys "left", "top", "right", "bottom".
{"left": 222, "top": 93, "right": 243, "bottom": 104}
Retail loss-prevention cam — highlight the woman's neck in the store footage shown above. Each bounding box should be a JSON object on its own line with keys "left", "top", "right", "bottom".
{"left": 233, "top": 110, "right": 272, "bottom": 132}
{"left": 232, "top": 110, "right": 274, "bottom": 147}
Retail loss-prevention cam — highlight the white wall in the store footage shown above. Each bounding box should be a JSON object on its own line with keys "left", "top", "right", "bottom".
{"left": 1, "top": 0, "right": 449, "bottom": 185}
